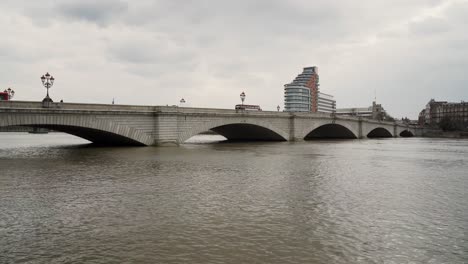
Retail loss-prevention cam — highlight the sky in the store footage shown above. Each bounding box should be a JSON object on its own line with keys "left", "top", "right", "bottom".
{"left": 1, "top": 0, "right": 467, "bottom": 119}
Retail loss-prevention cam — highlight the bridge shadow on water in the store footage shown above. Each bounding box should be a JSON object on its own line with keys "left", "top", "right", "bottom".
{"left": 55, "top": 142, "right": 146, "bottom": 149}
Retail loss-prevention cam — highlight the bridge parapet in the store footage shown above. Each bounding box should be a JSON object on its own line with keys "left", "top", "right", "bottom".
{"left": 0, "top": 101, "right": 157, "bottom": 112}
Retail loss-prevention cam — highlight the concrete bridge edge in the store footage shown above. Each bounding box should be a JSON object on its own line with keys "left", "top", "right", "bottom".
{"left": 0, "top": 113, "right": 154, "bottom": 146}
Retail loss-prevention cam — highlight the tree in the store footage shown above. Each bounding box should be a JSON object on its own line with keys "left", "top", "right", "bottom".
{"left": 438, "top": 116, "right": 458, "bottom": 131}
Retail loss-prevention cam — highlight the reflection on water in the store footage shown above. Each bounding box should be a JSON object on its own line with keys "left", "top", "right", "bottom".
{"left": 0, "top": 133, "right": 467, "bottom": 264}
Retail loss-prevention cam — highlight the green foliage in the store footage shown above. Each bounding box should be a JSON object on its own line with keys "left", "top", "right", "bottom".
{"left": 438, "top": 117, "right": 460, "bottom": 131}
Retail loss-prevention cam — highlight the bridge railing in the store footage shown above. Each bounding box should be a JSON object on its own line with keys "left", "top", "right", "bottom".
{"left": 173, "top": 106, "right": 293, "bottom": 116}
{"left": 0, "top": 101, "right": 156, "bottom": 112}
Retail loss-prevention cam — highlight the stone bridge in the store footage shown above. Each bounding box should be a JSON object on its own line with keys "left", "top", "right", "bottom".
{"left": 0, "top": 101, "right": 419, "bottom": 146}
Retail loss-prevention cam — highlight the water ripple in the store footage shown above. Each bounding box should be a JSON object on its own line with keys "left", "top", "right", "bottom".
{"left": 0, "top": 134, "right": 467, "bottom": 263}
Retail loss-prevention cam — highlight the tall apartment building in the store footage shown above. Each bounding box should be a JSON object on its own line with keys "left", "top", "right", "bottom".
{"left": 284, "top": 66, "right": 336, "bottom": 113}
{"left": 283, "top": 85, "right": 311, "bottom": 112}
{"left": 418, "top": 99, "right": 468, "bottom": 126}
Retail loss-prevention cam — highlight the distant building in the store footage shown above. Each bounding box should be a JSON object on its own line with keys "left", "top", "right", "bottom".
{"left": 284, "top": 66, "right": 336, "bottom": 113}
{"left": 317, "top": 92, "right": 336, "bottom": 113}
{"left": 336, "top": 101, "right": 389, "bottom": 121}
{"left": 418, "top": 99, "right": 468, "bottom": 126}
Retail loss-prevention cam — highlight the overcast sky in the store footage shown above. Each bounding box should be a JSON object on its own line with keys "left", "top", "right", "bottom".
{"left": 1, "top": 0, "right": 467, "bottom": 118}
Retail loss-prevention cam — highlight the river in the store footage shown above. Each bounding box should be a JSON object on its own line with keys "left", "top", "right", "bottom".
{"left": 0, "top": 133, "right": 467, "bottom": 263}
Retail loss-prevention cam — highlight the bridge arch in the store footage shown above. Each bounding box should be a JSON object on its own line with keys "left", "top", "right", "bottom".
{"left": 303, "top": 122, "right": 358, "bottom": 139}
{"left": 367, "top": 127, "right": 393, "bottom": 138}
{"left": 1, "top": 115, "right": 152, "bottom": 146}
{"left": 179, "top": 119, "right": 289, "bottom": 143}
{"left": 399, "top": 130, "right": 414, "bottom": 137}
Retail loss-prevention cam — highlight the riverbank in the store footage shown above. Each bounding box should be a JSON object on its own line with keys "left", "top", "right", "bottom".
{"left": 422, "top": 129, "right": 468, "bottom": 138}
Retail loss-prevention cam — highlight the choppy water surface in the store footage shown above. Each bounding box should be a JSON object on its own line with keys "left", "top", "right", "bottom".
{"left": 0, "top": 133, "right": 467, "bottom": 263}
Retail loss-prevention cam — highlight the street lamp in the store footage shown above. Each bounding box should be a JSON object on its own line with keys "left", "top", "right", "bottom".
{"left": 240, "top": 92, "right": 246, "bottom": 105}
{"left": 180, "top": 98, "right": 185, "bottom": 106}
{"left": 277, "top": 105, "right": 280, "bottom": 112}
{"left": 4, "top": 87, "right": 15, "bottom": 100}
{"left": 41, "top": 72, "right": 54, "bottom": 102}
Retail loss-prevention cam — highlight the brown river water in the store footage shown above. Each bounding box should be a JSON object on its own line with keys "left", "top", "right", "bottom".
{"left": 0, "top": 133, "right": 467, "bottom": 263}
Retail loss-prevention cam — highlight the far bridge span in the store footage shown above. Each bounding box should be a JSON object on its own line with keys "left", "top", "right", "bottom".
{"left": 0, "top": 101, "right": 418, "bottom": 146}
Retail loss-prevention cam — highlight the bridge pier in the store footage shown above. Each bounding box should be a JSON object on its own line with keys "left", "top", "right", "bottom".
{"left": 358, "top": 117, "right": 364, "bottom": 139}
{"left": 289, "top": 114, "right": 296, "bottom": 141}
{"left": 154, "top": 109, "right": 180, "bottom": 146}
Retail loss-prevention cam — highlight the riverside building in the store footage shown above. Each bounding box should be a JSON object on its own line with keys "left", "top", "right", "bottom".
{"left": 284, "top": 66, "right": 336, "bottom": 113}
{"left": 336, "top": 101, "right": 389, "bottom": 121}
{"left": 418, "top": 99, "right": 468, "bottom": 126}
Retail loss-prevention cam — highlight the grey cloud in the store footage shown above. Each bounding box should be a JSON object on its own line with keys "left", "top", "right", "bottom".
{"left": 0, "top": 41, "right": 45, "bottom": 63}
{"left": 409, "top": 17, "right": 451, "bottom": 36}
{"left": 106, "top": 34, "right": 199, "bottom": 78}
{"left": 128, "top": 0, "right": 345, "bottom": 39}
{"left": 0, "top": 0, "right": 467, "bottom": 116}
{"left": 56, "top": 0, "right": 128, "bottom": 25}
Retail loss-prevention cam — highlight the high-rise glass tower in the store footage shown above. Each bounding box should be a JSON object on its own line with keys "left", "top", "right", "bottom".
{"left": 284, "top": 66, "right": 335, "bottom": 113}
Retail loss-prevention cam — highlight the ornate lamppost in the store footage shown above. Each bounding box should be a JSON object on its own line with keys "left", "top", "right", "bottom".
{"left": 180, "top": 98, "right": 185, "bottom": 106}
{"left": 277, "top": 105, "right": 280, "bottom": 112}
{"left": 240, "top": 92, "right": 246, "bottom": 105}
{"left": 4, "top": 87, "right": 15, "bottom": 100}
{"left": 40, "top": 72, "right": 55, "bottom": 102}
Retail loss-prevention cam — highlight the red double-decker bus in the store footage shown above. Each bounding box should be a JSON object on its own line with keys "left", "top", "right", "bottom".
{"left": 235, "top": 104, "right": 262, "bottom": 111}
{"left": 0, "top": 92, "right": 9, "bottom": 101}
